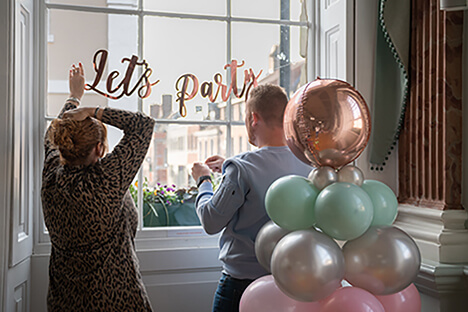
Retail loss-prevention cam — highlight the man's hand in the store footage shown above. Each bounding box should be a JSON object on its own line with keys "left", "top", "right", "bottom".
{"left": 191, "top": 162, "right": 211, "bottom": 182}
{"left": 205, "top": 155, "right": 225, "bottom": 173}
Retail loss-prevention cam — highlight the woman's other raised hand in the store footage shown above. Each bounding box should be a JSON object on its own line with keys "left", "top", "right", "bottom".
{"left": 69, "top": 63, "right": 85, "bottom": 101}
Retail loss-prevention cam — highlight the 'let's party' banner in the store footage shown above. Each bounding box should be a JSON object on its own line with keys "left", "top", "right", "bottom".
{"left": 85, "top": 49, "right": 263, "bottom": 117}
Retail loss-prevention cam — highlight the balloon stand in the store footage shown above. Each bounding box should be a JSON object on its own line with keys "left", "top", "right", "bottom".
{"left": 240, "top": 79, "right": 422, "bottom": 312}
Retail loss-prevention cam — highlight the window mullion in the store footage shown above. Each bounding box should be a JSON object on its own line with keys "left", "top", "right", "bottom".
{"left": 308, "top": 0, "right": 317, "bottom": 79}
{"left": 38, "top": 0, "right": 50, "bottom": 245}
{"left": 226, "top": 0, "right": 232, "bottom": 157}
{"left": 137, "top": 0, "right": 144, "bottom": 231}
{"left": 45, "top": 2, "right": 308, "bottom": 27}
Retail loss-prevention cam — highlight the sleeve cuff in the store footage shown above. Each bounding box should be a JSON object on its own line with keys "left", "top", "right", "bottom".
{"left": 195, "top": 182, "right": 214, "bottom": 206}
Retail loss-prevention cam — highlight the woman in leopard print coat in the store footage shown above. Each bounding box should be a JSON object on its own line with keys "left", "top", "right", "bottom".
{"left": 41, "top": 63, "right": 155, "bottom": 311}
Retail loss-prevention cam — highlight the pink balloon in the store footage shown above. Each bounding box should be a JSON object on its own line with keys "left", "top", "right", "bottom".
{"left": 320, "top": 287, "right": 385, "bottom": 312}
{"left": 376, "top": 283, "right": 421, "bottom": 312}
{"left": 240, "top": 275, "right": 321, "bottom": 312}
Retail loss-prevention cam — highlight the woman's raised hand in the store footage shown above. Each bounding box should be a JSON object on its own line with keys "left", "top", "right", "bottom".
{"left": 69, "top": 63, "right": 85, "bottom": 101}
{"left": 62, "top": 107, "right": 97, "bottom": 121}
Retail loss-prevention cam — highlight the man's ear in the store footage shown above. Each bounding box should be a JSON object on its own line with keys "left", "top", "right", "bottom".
{"left": 251, "top": 112, "right": 260, "bottom": 126}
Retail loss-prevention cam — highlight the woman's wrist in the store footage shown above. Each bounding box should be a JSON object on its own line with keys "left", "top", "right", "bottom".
{"left": 94, "top": 107, "right": 103, "bottom": 120}
{"left": 69, "top": 93, "right": 82, "bottom": 100}
{"left": 66, "top": 96, "right": 81, "bottom": 105}
{"left": 85, "top": 107, "right": 101, "bottom": 120}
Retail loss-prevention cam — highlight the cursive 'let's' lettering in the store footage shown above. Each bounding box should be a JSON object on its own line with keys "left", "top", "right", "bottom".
{"left": 85, "top": 49, "right": 159, "bottom": 100}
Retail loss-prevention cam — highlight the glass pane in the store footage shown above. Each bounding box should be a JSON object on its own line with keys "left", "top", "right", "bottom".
{"left": 46, "top": 0, "right": 138, "bottom": 10}
{"left": 231, "top": 22, "right": 307, "bottom": 120}
{"left": 231, "top": 99, "right": 246, "bottom": 124}
{"left": 138, "top": 124, "right": 227, "bottom": 228}
{"left": 47, "top": 9, "right": 139, "bottom": 117}
{"left": 232, "top": 124, "right": 254, "bottom": 155}
{"left": 143, "top": 0, "right": 225, "bottom": 16}
{"left": 232, "top": 0, "right": 302, "bottom": 21}
{"left": 143, "top": 16, "right": 227, "bottom": 122}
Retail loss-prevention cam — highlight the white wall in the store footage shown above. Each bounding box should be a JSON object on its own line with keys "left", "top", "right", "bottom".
{"left": 31, "top": 248, "right": 222, "bottom": 312}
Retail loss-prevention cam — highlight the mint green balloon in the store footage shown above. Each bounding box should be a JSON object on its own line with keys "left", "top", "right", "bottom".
{"left": 361, "top": 180, "right": 398, "bottom": 226}
{"left": 315, "top": 182, "right": 373, "bottom": 240}
{"left": 265, "top": 175, "right": 319, "bottom": 231}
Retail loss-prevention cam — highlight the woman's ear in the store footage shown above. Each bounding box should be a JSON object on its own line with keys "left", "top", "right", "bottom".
{"left": 96, "top": 142, "right": 105, "bottom": 158}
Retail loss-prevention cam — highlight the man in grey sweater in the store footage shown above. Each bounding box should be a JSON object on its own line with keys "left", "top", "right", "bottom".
{"left": 191, "top": 84, "right": 312, "bottom": 312}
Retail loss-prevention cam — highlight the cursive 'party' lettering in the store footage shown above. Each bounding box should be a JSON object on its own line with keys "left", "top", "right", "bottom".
{"left": 175, "top": 60, "right": 262, "bottom": 117}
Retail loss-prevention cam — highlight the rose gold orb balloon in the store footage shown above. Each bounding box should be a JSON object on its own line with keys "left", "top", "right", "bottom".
{"left": 284, "top": 78, "right": 371, "bottom": 169}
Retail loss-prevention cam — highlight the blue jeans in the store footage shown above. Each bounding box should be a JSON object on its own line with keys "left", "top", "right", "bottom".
{"left": 212, "top": 273, "right": 254, "bottom": 312}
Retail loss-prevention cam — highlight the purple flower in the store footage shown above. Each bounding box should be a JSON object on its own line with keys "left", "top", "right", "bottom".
{"left": 160, "top": 190, "right": 165, "bottom": 194}
{"left": 157, "top": 183, "right": 161, "bottom": 186}
{"left": 167, "top": 188, "right": 174, "bottom": 192}
{"left": 172, "top": 184, "right": 176, "bottom": 188}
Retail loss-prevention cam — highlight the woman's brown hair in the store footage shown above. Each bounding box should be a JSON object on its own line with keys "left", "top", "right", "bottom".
{"left": 48, "top": 117, "right": 108, "bottom": 165}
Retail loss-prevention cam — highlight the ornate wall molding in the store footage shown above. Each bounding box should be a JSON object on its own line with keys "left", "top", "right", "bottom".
{"left": 395, "top": 204, "right": 468, "bottom": 310}
{"left": 416, "top": 260, "right": 468, "bottom": 311}
{"left": 395, "top": 204, "right": 468, "bottom": 263}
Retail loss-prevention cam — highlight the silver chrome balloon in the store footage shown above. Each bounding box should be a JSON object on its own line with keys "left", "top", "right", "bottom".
{"left": 307, "top": 166, "right": 338, "bottom": 190}
{"left": 343, "top": 226, "right": 421, "bottom": 295}
{"left": 271, "top": 228, "right": 345, "bottom": 302}
{"left": 337, "top": 165, "right": 364, "bottom": 186}
{"left": 254, "top": 220, "right": 292, "bottom": 272}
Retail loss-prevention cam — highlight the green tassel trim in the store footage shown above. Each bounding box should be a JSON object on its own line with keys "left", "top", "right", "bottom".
{"left": 370, "top": 0, "right": 410, "bottom": 171}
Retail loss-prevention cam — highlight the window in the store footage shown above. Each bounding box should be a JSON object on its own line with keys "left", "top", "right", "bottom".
{"left": 42, "top": 0, "right": 310, "bottom": 237}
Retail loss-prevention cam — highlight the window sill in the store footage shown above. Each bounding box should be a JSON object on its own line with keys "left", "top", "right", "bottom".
{"left": 34, "top": 226, "right": 220, "bottom": 255}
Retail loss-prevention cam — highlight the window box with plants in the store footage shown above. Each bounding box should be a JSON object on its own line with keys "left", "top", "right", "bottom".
{"left": 130, "top": 178, "right": 201, "bottom": 227}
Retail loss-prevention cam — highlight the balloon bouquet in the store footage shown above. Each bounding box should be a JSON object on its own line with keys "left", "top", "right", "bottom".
{"left": 240, "top": 79, "right": 422, "bottom": 312}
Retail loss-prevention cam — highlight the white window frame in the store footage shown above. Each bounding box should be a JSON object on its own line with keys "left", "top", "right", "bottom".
{"left": 34, "top": 0, "right": 314, "bottom": 254}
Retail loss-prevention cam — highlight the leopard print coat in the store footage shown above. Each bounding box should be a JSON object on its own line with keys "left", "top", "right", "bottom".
{"left": 41, "top": 102, "right": 155, "bottom": 312}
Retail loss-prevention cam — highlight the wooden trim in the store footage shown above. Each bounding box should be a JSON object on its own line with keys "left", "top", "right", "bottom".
{"left": 0, "top": 0, "right": 13, "bottom": 309}
{"left": 398, "top": 0, "right": 464, "bottom": 210}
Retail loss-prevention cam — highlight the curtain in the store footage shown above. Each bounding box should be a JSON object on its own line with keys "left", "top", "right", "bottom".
{"left": 369, "top": 0, "right": 411, "bottom": 169}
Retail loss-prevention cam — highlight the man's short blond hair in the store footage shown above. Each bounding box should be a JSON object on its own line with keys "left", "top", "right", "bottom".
{"left": 247, "top": 84, "right": 289, "bottom": 128}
